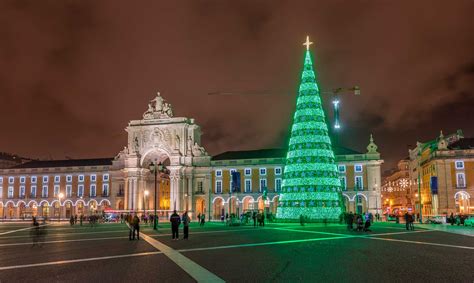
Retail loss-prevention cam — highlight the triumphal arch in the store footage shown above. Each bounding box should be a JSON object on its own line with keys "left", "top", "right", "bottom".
{"left": 112, "top": 92, "right": 212, "bottom": 217}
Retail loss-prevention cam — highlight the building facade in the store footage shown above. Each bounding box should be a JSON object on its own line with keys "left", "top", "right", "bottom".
{"left": 381, "top": 159, "right": 416, "bottom": 216}
{"left": 408, "top": 130, "right": 474, "bottom": 218}
{"left": 0, "top": 93, "right": 383, "bottom": 220}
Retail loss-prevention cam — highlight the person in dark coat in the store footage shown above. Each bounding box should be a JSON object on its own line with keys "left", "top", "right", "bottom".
{"left": 132, "top": 215, "right": 140, "bottom": 240}
{"left": 347, "top": 212, "right": 354, "bottom": 230}
{"left": 252, "top": 211, "right": 257, "bottom": 227}
{"left": 170, "top": 210, "right": 181, "bottom": 240}
{"left": 404, "top": 212, "right": 410, "bottom": 230}
{"left": 182, "top": 211, "right": 190, "bottom": 240}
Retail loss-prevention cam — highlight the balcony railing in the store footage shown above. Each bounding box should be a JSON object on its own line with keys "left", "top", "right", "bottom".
{"left": 116, "top": 192, "right": 124, "bottom": 197}
{"left": 101, "top": 193, "right": 109, "bottom": 197}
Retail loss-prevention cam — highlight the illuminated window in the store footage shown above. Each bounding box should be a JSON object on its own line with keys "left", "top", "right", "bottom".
{"left": 20, "top": 186, "right": 25, "bottom": 197}
{"left": 338, "top": 165, "right": 346, "bottom": 173}
{"left": 355, "top": 176, "right": 363, "bottom": 190}
{"left": 42, "top": 176, "right": 49, "bottom": 183}
{"left": 31, "top": 176, "right": 37, "bottom": 183}
{"left": 53, "top": 185, "right": 60, "bottom": 197}
{"left": 456, "top": 173, "right": 466, "bottom": 188}
{"left": 78, "top": 175, "right": 85, "bottom": 182}
{"left": 215, "top": 170, "right": 222, "bottom": 178}
{"left": 102, "top": 184, "right": 109, "bottom": 196}
{"left": 66, "top": 185, "right": 72, "bottom": 197}
{"left": 30, "top": 186, "right": 37, "bottom": 197}
{"left": 275, "top": 178, "right": 282, "bottom": 192}
{"left": 215, "top": 180, "right": 222, "bottom": 194}
{"left": 8, "top": 177, "right": 14, "bottom": 184}
{"left": 354, "top": 164, "right": 363, "bottom": 173}
{"left": 0, "top": 177, "right": 3, "bottom": 184}
{"left": 197, "top": 181, "right": 203, "bottom": 193}
{"left": 340, "top": 177, "right": 347, "bottom": 190}
{"left": 78, "top": 185, "right": 84, "bottom": 197}
{"left": 90, "top": 184, "right": 96, "bottom": 197}
{"left": 259, "top": 168, "right": 267, "bottom": 176}
{"left": 20, "top": 176, "right": 26, "bottom": 184}
{"left": 455, "top": 160, "right": 464, "bottom": 170}
{"left": 245, "top": 179, "right": 252, "bottom": 193}
{"left": 42, "top": 185, "right": 48, "bottom": 198}
{"left": 54, "top": 176, "right": 60, "bottom": 183}
{"left": 66, "top": 175, "right": 72, "bottom": 182}
{"left": 8, "top": 186, "right": 14, "bottom": 198}
{"left": 90, "top": 174, "right": 97, "bottom": 182}
{"left": 259, "top": 179, "right": 267, "bottom": 192}
{"left": 244, "top": 168, "right": 252, "bottom": 176}
{"left": 275, "top": 167, "right": 282, "bottom": 175}
{"left": 103, "top": 174, "right": 109, "bottom": 182}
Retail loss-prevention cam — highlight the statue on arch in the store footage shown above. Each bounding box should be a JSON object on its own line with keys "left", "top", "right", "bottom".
{"left": 192, "top": 142, "right": 207, "bottom": 156}
{"left": 151, "top": 92, "right": 164, "bottom": 112}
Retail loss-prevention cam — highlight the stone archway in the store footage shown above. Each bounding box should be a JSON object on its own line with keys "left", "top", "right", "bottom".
{"left": 455, "top": 192, "right": 470, "bottom": 214}
{"left": 213, "top": 197, "right": 225, "bottom": 220}
{"left": 195, "top": 197, "right": 205, "bottom": 218}
{"left": 242, "top": 196, "right": 254, "bottom": 213}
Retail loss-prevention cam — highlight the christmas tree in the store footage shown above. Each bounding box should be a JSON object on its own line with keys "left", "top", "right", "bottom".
{"left": 276, "top": 37, "right": 344, "bottom": 221}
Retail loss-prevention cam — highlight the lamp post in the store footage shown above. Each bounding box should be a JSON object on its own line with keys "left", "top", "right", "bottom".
{"left": 58, "top": 192, "right": 64, "bottom": 223}
{"left": 150, "top": 162, "right": 166, "bottom": 230}
{"left": 144, "top": 190, "right": 149, "bottom": 217}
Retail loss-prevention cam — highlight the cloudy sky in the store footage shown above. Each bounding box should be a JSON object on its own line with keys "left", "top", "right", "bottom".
{"left": 1, "top": 0, "right": 473, "bottom": 171}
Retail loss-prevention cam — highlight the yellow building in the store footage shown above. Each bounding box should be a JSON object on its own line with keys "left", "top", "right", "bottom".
{"left": 409, "top": 130, "right": 473, "bottom": 218}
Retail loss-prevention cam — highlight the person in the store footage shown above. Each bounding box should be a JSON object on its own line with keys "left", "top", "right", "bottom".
{"left": 74, "top": 214, "right": 78, "bottom": 224}
{"left": 170, "top": 210, "right": 181, "bottom": 240}
{"left": 408, "top": 214, "right": 414, "bottom": 231}
{"left": 364, "top": 212, "right": 371, "bottom": 232}
{"left": 197, "top": 213, "right": 201, "bottom": 223}
{"left": 356, "top": 214, "right": 363, "bottom": 232}
{"left": 182, "top": 211, "right": 190, "bottom": 240}
{"left": 132, "top": 214, "right": 140, "bottom": 240}
{"left": 69, "top": 215, "right": 74, "bottom": 226}
{"left": 300, "top": 214, "right": 305, "bottom": 226}
{"left": 347, "top": 212, "right": 354, "bottom": 230}
{"left": 79, "top": 214, "right": 83, "bottom": 226}
{"left": 252, "top": 211, "right": 257, "bottom": 227}
{"left": 404, "top": 212, "right": 411, "bottom": 230}
{"left": 200, "top": 214, "right": 205, "bottom": 226}
{"left": 225, "top": 213, "right": 229, "bottom": 225}
{"left": 449, "top": 213, "right": 455, "bottom": 225}
{"left": 31, "top": 217, "right": 40, "bottom": 247}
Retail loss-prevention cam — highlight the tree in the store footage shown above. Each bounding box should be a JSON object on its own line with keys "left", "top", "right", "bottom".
{"left": 276, "top": 42, "right": 344, "bottom": 221}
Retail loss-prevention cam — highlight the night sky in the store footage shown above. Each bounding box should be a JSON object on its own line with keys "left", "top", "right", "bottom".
{"left": 1, "top": 1, "right": 474, "bottom": 171}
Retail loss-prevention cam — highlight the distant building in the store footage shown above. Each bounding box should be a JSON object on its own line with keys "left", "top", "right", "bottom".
{"left": 0, "top": 93, "right": 383, "bottom": 219}
{"left": 381, "top": 159, "right": 414, "bottom": 216}
{"left": 408, "top": 130, "right": 473, "bottom": 218}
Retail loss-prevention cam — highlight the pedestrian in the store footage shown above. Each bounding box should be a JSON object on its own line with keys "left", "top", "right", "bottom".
{"left": 300, "top": 214, "right": 305, "bottom": 226}
{"left": 69, "top": 215, "right": 74, "bottom": 226}
{"left": 170, "top": 210, "right": 181, "bottom": 240}
{"left": 200, "top": 214, "right": 205, "bottom": 226}
{"left": 79, "top": 214, "right": 83, "bottom": 226}
{"left": 182, "top": 211, "right": 190, "bottom": 240}
{"left": 449, "top": 213, "right": 454, "bottom": 225}
{"left": 31, "top": 217, "right": 40, "bottom": 247}
{"left": 404, "top": 212, "right": 410, "bottom": 230}
{"left": 364, "top": 212, "right": 371, "bottom": 232}
{"left": 408, "top": 214, "right": 414, "bottom": 231}
{"left": 347, "top": 212, "right": 354, "bottom": 230}
{"left": 133, "top": 214, "right": 140, "bottom": 240}
{"left": 356, "top": 214, "right": 363, "bottom": 232}
{"left": 197, "top": 213, "right": 201, "bottom": 223}
{"left": 74, "top": 214, "right": 78, "bottom": 224}
{"left": 252, "top": 211, "right": 257, "bottom": 227}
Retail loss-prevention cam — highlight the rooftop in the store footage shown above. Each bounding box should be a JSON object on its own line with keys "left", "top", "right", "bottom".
{"left": 212, "top": 147, "right": 362, "bottom": 161}
{"left": 12, "top": 158, "right": 113, "bottom": 169}
{"left": 448, "top": 138, "right": 474, "bottom": 150}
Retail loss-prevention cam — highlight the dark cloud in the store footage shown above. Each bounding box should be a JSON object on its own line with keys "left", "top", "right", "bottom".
{"left": 1, "top": 0, "right": 474, "bottom": 171}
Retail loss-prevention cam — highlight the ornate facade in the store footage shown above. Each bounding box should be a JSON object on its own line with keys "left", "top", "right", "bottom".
{"left": 0, "top": 93, "right": 383, "bottom": 220}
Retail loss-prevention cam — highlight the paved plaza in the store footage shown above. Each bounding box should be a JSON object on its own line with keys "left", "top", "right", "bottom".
{"left": 0, "top": 221, "right": 472, "bottom": 282}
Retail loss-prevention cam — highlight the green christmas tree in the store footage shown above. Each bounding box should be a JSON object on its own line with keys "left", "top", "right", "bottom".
{"left": 276, "top": 37, "right": 344, "bottom": 221}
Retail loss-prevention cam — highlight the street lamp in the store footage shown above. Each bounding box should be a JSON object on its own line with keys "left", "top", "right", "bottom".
{"left": 58, "top": 192, "right": 64, "bottom": 223}
{"left": 150, "top": 162, "right": 167, "bottom": 230}
{"left": 144, "top": 190, "right": 149, "bottom": 217}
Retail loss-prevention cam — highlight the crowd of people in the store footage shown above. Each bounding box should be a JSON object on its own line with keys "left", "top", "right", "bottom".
{"left": 343, "top": 212, "right": 374, "bottom": 232}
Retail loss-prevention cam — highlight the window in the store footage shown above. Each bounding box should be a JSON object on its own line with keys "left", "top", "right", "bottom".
{"left": 229, "top": 169, "right": 236, "bottom": 175}
{"left": 455, "top": 160, "right": 464, "bottom": 170}
{"left": 90, "top": 174, "right": 97, "bottom": 182}
{"left": 78, "top": 175, "right": 85, "bottom": 182}
{"left": 20, "top": 176, "right": 26, "bottom": 184}
{"left": 197, "top": 181, "right": 203, "bottom": 193}
{"left": 0, "top": 177, "right": 3, "bottom": 184}
{"left": 245, "top": 179, "right": 252, "bottom": 193}
{"left": 0, "top": 186, "right": 2, "bottom": 198}
{"left": 215, "top": 180, "right": 222, "bottom": 193}
{"left": 54, "top": 175, "right": 60, "bottom": 183}
{"left": 102, "top": 184, "right": 109, "bottom": 196}
{"left": 259, "top": 168, "right": 267, "bottom": 176}
{"left": 31, "top": 186, "right": 37, "bottom": 197}
{"left": 103, "top": 174, "right": 110, "bottom": 182}
{"left": 259, "top": 179, "right": 267, "bottom": 192}
{"left": 8, "top": 186, "right": 14, "bottom": 198}
{"left": 53, "top": 185, "right": 60, "bottom": 197}
{"left": 42, "top": 176, "right": 49, "bottom": 183}
{"left": 275, "top": 167, "right": 282, "bottom": 175}
{"left": 66, "top": 175, "right": 72, "bottom": 183}
{"left": 7, "top": 186, "right": 14, "bottom": 198}
{"left": 355, "top": 176, "right": 363, "bottom": 190}
{"left": 78, "top": 185, "right": 84, "bottom": 197}
{"left": 8, "top": 177, "right": 14, "bottom": 184}
{"left": 456, "top": 173, "right": 466, "bottom": 188}
{"left": 31, "top": 176, "right": 37, "bottom": 183}
{"left": 90, "top": 184, "right": 96, "bottom": 197}
{"left": 42, "top": 185, "right": 48, "bottom": 198}
{"left": 118, "top": 184, "right": 125, "bottom": 196}
{"left": 20, "top": 186, "right": 25, "bottom": 197}
{"left": 275, "top": 178, "right": 282, "bottom": 192}
{"left": 354, "top": 164, "right": 363, "bottom": 173}
{"left": 340, "top": 176, "right": 347, "bottom": 191}
{"left": 338, "top": 165, "right": 346, "bottom": 173}
{"left": 244, "top": 168, "right": 252, "bottom": 176}
{"left": 215, "top": 170, "right": 222, "bottom": 178}
{"left": 66, "top": 185, "right": 72, "bottom": 197}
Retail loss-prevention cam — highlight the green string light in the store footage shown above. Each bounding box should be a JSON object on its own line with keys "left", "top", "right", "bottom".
{"left": 276, "top": 49, "right": 344, "bottom": 221}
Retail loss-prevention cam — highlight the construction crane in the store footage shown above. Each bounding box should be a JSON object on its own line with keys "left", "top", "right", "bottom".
{"left": 208, "top": 86, "right": 360, "bottom": 130}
